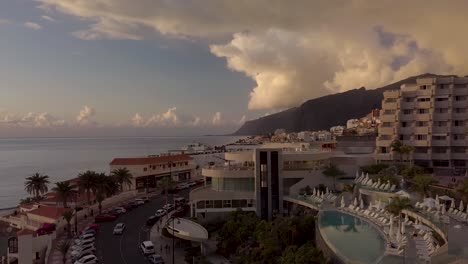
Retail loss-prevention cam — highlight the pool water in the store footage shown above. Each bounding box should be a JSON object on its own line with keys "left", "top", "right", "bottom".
{"left": 319, "top": 210, "right": 386, "bottom": 264}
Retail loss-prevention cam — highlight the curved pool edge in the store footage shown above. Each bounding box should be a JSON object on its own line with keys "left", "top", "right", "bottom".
{"left": 317, "top": 209, "right": 387, "bottom": 264}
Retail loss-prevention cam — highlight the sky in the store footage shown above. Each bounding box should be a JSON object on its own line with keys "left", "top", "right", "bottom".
{"left": 1, "top": 0, "right": 468, "bottom": 137}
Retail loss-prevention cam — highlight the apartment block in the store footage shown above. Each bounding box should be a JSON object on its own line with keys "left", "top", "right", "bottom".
{"left": 376, "top": 76, "right": 468, "bottom": 184}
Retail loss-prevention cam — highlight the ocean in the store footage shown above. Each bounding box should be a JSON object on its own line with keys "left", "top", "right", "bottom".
{"left": 0, "top": 136, "right": 242, "bottom": 209}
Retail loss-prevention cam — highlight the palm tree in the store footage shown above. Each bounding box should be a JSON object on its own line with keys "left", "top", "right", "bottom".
{"left": 24, "top": 173, "right": 50, "bottom": 200}
{"left": 111, "top": 168, "right": 133, "bottom": 192}
{"left": 386, "top": 197, "right": 413, "bottom": 234}
{"left": 62, "top": 210, "right": 73, "bottom": 238}
{"left": 390, "top": 140, "right": 403, "bottom": 162}
{"left": 93, "top": 173, "right": 119, "bottom": 214}
{"left": 56, "top": 241, "right": 70, "bottom": 264}
{"left": 410, "top": 174, "right": 437, "bottom": 198}
{"left": 78, "top": 171, "right": 98, "bottom": 206}
{"left": 322, "top": 163, "right": 345, "bottom": 191}
{"left": 52, "top": 182, "right": 75, "bottom": 208}
{"left": 400, "top": 165, "right": 424, "bottom": 181}
{"left": 159, "top": 176, "right": 175, "bottom": 205}
{"left": 399, "top": 145, "right": 414, "bottom": 164}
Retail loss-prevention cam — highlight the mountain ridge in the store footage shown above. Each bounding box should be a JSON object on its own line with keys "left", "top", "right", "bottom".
{"left": 233, "top": 73, "right": 447, "bottom": 135}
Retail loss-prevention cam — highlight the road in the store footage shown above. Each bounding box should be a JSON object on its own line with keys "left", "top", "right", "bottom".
{"left": 95, "top": 189, "right": 191, "bottom": 264}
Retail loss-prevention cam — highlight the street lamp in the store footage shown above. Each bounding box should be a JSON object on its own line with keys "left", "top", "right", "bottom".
{"left": 168, "top": 216, "right": 180, "bottom": 264}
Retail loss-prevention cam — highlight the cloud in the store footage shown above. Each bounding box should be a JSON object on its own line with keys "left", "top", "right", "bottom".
{"left": 237, "top": 115, "right": 246, "bottom": 125}
{"left": 131, "top": 107, "right": 201, "bottom": 127}
{"left": 24, "top": 22, "right": 42, "bottom": 30}
{"left": 0, "top": 111, "right": 66, "bottom": 128}
{"left": 36, "top": 0, "right": 468, "bottom": 111}
{"left": 212, "top": 112, "right": 222, "bottom": 126}
{"left": 0, "top": 19, "right": 10, "bottom": 25}
{"left": 41, "top": 15, "right": 56, "bottom": 22}
{"left": 76, "top": 105, "right": 96, "bottom": 125}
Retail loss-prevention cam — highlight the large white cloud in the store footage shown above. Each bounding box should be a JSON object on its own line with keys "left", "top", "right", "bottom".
{"left": 0, "top": 111, "right": 66, "bottom": 128}
{"left": 36, "top": 0, "right": 468, "bottom": 110}
{"left": 131, "top": 107, "right": 202, "bottom": 127}
{"left": 76, "top": 105, "right": 96, "bottom": 125}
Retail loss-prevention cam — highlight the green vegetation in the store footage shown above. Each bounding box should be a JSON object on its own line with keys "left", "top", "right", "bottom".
{"left": 24, "top": 173, "right": 50, "bottom": 200}
{"left": 62, "top": 210, "right": 74, "bottom": 238}
{"left": 457, "top": 179, "right": 468, "bottom": 202}
{"left": 390, "top": 140, "right": 414, "bottom": 163}
{"left": 78, "top": 170, "right": 99, "bottom": 206}
{"left": 159, "top": 176, "right": 176, "bottom": 204}
{"left": 400, "top": 165, "right": 425, "bottom": 180}
{"left": 111, "top": 167, "right": 133, "bottom": 192}
{"left": 322, "top": 164, "right": 345, "bottom": 191}
{"left": 216, "top": 209, "right": 326, "bottom": 264}
{"left": 299, "top": 185, "right": 312, "bottom": 195}
{"left": 361, "top": 164, "right": 389, "bottom": 174}
{"left": 410, "top": 174, "right": 437, "bottom": 197}
{"left": 52, "top": 182, "right": 75, "bottom": 208}
{"left": 376, "top": 165, "right": 399, "bottom": 187}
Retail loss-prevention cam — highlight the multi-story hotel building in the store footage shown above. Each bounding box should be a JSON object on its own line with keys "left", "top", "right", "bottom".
{"left": 110, "top": 154, "right": 196, "bottom": 192}
{"left": 376, "top": 76, "right": 468, "bottom": 184}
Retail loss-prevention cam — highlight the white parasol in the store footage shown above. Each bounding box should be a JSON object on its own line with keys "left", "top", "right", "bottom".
{"left": 341, "top": 196, "right": 346, "bottom": 207}
{"left": 441, "top": 205, "right": 446, "bottom": 215}
{"left": 395, "top": 190, "right": 410, "bottom": 198}
{"left": 313, "top": 188, "right": 317, "bottom": 196}
{"left": 360, "top": 198, "right": 364, "bottom": 209}
{"left": 460, "top": 200, "right": 464, "bottom": 212}
{"left": 414, "top": 225, "right": 431, "bottom": 232}
{"left": 451, "top": 200, "right": 456, "bottom": 209}
{"left": 439, "top": 195, "right": 453, "bottom": 201}
{"left": 401, "top": 222, "right": 406, "bottom": 234}
{"left": 354, "top": 197, "right": 358, "bottom": 207}
{"left": 326, "top": 187, "right": 329, "bottom": 194}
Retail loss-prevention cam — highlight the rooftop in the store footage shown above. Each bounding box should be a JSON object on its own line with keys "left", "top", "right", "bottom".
{"left": 166, "top": 217, "right": 208, "bottom": 242}
{"left": 110, "top": 154, "right": 192, "bottom": 166}
{"left": 27, "top": 206, "right": 72, "bottom": 220}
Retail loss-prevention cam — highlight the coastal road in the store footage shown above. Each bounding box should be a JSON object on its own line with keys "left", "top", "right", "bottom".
{"left": 94, "top": 188, "right": 192, "bottom": 264}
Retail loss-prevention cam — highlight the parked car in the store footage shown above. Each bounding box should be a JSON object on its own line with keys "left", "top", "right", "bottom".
{"left": 146, "top": 216, "right": 159, "bottom": 226}
{"left": 81, "top": 229, "right": 96, "bottom": 236}
{"left": 78, "top": 233, "right": 95, "bottom": 241}
{"left": 147, "top": 254, "right": 164, "bottom": 264}
{"left": 162, "top": 204, "right": 174, "bottom": 212}
{"left": 130, "top": 201, "right": 140, "bottom": 208}
{"left": 187, "top": 181, "right": 197, "bottom": 187}
{"left": 71, "top": 240, "right": 94, "bottom": 251}
{"left": 36, "top": 223, "right": 56, "bottom": 236}
{"left": 113, "top": 223, "right": 126, "bottom": 235}
{"left": 74, "top": 237, "right": 95, "bottom": 246}
{"left": 94, "top": 214, "right": 117, "bottom": 223}
{"left": 195, "top": 178, "right": 205, "bottom": 185}
{"left": 140, "top": 241, "right": 155, "bottom": 255}
{"left": 155, "top": 209, "right": 167, "bottom": 217}
{"left": 173, "top": 205, "right": 189, "bottom": 218}
{"left": 73, "top": 254, "right": 98, "bottom": 264}
{"left": 122, "top": 203, "right": 134, "bottom": 211}
{"left": 71, "top": 245, "right": 96, "bottom": 261}
{"left": 141, "top": 196, "right": 150, "bottom": 203}
{"left": 85, "top": 224, "right": 100, "bottom": 232}
{"left": 112, "top": 207, "right": 126, "bottom": 215}
{"left": 135, "top": 199, "right": 145, "bottom": 205}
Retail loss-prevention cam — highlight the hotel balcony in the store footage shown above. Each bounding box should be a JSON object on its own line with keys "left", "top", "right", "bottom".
{"left": 378, "top": 127, "right": 394, "bottom": 135}
{"left": 431, "top": 127, "right": 448, "bottom": 134}
{"left": 400, "top": 102, "right": 415, "bottom": 109}
{"left": 453, "top": 113, "right": 467, "bottom": 120}
{"left": 380, "top": 114, "right": 396, "bottom": 122}
{"left": 224, "top": 151, "right": 253, "bottom": 162}
{"left": 415, "top": 101, "right": 432, "bottom": 109}
{"left": 415, "top": 113, "right": 431, "bottom": 121}
{"left": 451, "top": 140, "right": 468, "bottom": 147}
{"left": 376, "top": 139, "right": 392, "bottom": 147}
{"left": 452, "top": 153, "right": 468, "bottom": 159}
{"left": 384, "top": 90, "right": 400, "bottom": 98}
{"left": 190, "top": 185, "right": 255, "bottom": 201}
{"left": 398, "top": 127, "right": 413, "bottom": 134}
{"left": 413, "top": 140, "right": 430, "bottom": 147}
{"left": 202, "top": 165, "right": 254, "bottom": 178}
{"left": 413, "top": 153, "right": 430, "bottom": 160}
{"left": 434, "top": 101, "right": 450, "bottom": 108}
{"left": 453, "top": 100, "right": 468, "bottom": 108}
{"left": 375, "top": 153, "right": 393, "bottom": 161}
{"left": 452, "top": 126, "right": 467, "bottom": 134}
{"left": 431, "top": 153, "right": 449, "bottom": 160}
{"left": 434, "top": 88, "right": 452, "bottom": 96}
{"left": 382, "top": 102, "right": 398, "bottom": 109}
{"left": 431, "top": 139, "right": 450, "bottom": 147}
{"left": 413, "top": 127, "right": 429, "bottom": 134}
{"left": 453, "top": 87, "right": 468, "bottom": 96}
{"left": 433, "top": 113, "right": 450, "bottom": 121}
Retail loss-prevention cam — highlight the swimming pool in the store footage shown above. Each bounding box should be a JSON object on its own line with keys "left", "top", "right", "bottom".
{"left": 318, "top": 210, "right": 386, "bottom": 264}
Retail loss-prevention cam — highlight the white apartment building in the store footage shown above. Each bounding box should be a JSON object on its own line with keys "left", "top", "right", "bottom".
{"left": 376, "top": 76, "right": 468, "bottom": 184}
{"left": 109, "top": 154, "right": 196, "bottom": 192}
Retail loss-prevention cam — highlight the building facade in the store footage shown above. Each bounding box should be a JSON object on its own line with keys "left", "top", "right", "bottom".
{"left": 109, "top": 154, "right": 196, "bottom": 192}
{"left": 376, "top": 76, "right": 468, "bottom": 184}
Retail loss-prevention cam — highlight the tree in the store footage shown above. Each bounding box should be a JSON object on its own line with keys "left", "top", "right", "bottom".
{"left": 94, "top": 173, "right": 119, "bottom": 214}
{"left": 322, "top": 164, "right": 345, "bottom": 191}
{"left": 386, "top": 197, "right": 413, "bottom": 235}
{"left": 390, "top": 140, "right": 403, "bottom": 161}
{"left": 456, "top": 179, "right": 468, "bottom": 202}
{"left": 410, "top": 174, "right": 437, "bottom": 198}
{"left": 400, "top": 165, "right": 424, "bottom": 180}
{"left": 56, "top": 241, "right": 70, "bottom": 264}
{"left": 377, "top": 165, "right": 399, "bottom": 187}
{"left": 62, "top": 210, "right": 74, "bottom": 238}
{"left": 52, "top": 182, "right": 75, "bottom": 208}
{"left": 158, "top": 176, "right": 176, "bottom": 205}
{"left": 399, "top": 145, "right": 414, "bottom": 164}
{"left": 24, "top": 173, "right": 50, "bottom": 200}
{"left": 281, "top": 243, "right": 326, "bottom": 264}
{"left": 111, "top": 167, "right": 133, "bottom": 192}
{"left": 78, "top": 171, "right": 98, "bottom": 206}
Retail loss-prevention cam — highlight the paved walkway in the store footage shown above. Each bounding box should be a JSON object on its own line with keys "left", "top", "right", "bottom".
{"left": 47, "top": 191, "right": 157, "bottom": 264}
{"left": 149, "top": 213, "right": 186, "bottom": 264}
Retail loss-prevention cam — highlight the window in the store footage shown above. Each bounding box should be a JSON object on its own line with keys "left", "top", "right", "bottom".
{"left": 143, "top": 167, "right": 147, "bottom": 172}
{"left": 420, "top": 85, "right": 428, "bottom": 90}
{"left": 432, "top": 135, "right": 446, "bottom": 141}
{"left": 452, "top": 147, "right": 466, "bottom": 153}
{"left": 414, "top": 147, "right": 428, "bottom": 153}
{"left": 455, "top": 96, "right": 467, "bottom": 101}
{"left": 432, "top": 147, "right": 447, "bottom": 153}
{"left": 383, "top": 109, "right": 396, "bottom": 115}
{"left": 417, "top": 97, "right": 430, "bottom": 102}
{"left": 380, "top": 147, "right": 389, "bottom": 153}
{"left": 205, "top": 200, "right": 213, "bottom": 208}
{"left": 418, "top": 109, "right": 429, "bottom": 114}
{"left": 433, "top": 160, "right": 449, "bottom": 167}
{"left": 416, "top": 134, "right": 427, "bottom": 140}
{"left": 436, "top": 121, "right": 448, "bottom": 127}
{"left": 385, "top": 98, "right": 397, "bottom": 103}
{"left": 196, "top": 201, "right": 205, "bottom": 209}
{"left": 380, "top": 135, "right": 392, "bottom": 140}
{"left": 401, "top": 122, "right": 409, "bottom": 127}
{"left": 453, "top": 134, "right": 465, "bottom": 140}
{"left": 453, "top": 160, "right": 467, "bottom": 167}
{"left": 399, "top": 135, "right": 411, "bottom": 141}
{"left": 454, "top": 120, "right": 465, "bottom": 127}
{"left": 435, "top": 108, "right": 448, "bottom": 113}
{"left": 416, "top": 121, "right": 428, "bottom": 127}
{"left": 439, "top": 84, "right": 448, "bottom": 89}
{"left": 404, "top": 97, "right": 415, "bottom": 102}
{"left": 214, "top": 200, "right": 222, "bottom": 208}
{"left": 403, "top": 109, "right": 413, "bottom": 115}
{"left": 223, "top": 200, "right": 231, "bottom": 208}
{"left": 436, "top": 97, "right": 448, "bottom": 102}
{"left": 455, "top": 108, "right": 466, "bottom": 113}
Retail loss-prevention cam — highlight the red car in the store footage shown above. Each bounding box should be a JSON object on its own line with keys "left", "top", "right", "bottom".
{"left": 94, "top": 214, "right": 117, "bottom": 223}
{"left": 36, "top": 223, "right": 56, "bottom": 236}
{"left": 86, "top": 224, "right": 100, "bottom": 232}
{"left": 122, "top": 203, "right": 133, "bottom": 211}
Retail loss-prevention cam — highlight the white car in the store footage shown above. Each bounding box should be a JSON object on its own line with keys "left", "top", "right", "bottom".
{"left": 135, "top": 199, "right": 145, "bottom": 205}
{"left": 113, "top": 207, "right": 126, "bottom": 214}
{"left": 113, "top": 223, "right": 126, "bottom": 235}
{"left": 74, "top": 237, "right": 95, "bottom": 246}
{"left": 71, "top": 245, "right": 95, "bottom": 261}
{"left": 140, "top": 241, "right": 155, "bottom": 255}
{"left": 188, "top": 181, "right": 197, "bottom": 187}
{"left": 71, "top": 241, "right": 95, "bottom": 252}
{"left": 155, "top": 209, "right": 166, "bottom": 217}
{"left": 162, "top": 204, "right": 174, "bottom": 211}
{"left": 77, "top": 233, "right": 95, "bottom": 241}
{"left": 74, "top": 254, "right": 98, "bottom": 264}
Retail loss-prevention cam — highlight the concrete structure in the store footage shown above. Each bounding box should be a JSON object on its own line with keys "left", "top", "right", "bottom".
{"left": 110, "top": 154, "right": 196, "bottom": 192}
{"left": 190, "top": 142, "right": 374, "bottom": 222}
{"left": 376, "top": 76, "right": 468, "bottom": 185}
{"left": 9, "top": 229, "right": 55, "bottom": 264}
